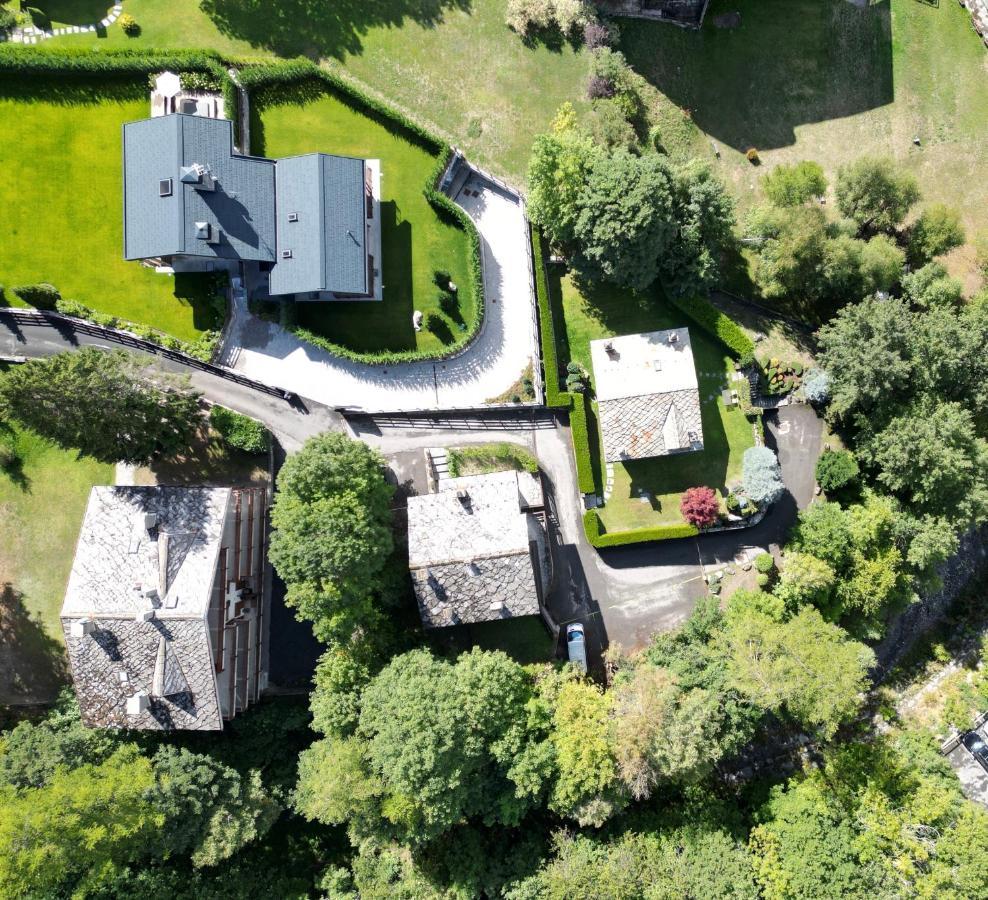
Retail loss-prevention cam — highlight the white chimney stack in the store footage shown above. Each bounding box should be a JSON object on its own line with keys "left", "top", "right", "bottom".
{"left": 126, "top": 692, "right": 149, "bottom": 716}
{"left": 70, "top": 618, "right": 96, "bottom": 638}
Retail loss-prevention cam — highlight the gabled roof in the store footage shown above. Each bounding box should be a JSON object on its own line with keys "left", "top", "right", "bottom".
{"left": 269, "top": 154, "right": 368, "bottom": 296}
{"left": 61, "top": 486, "right": 230, "bottom": 731}
{"left": 122, "top": 115, "right": 276, "bottom": 262}
{"left": 406, "top": 472, "right": 540, "bottom": 629}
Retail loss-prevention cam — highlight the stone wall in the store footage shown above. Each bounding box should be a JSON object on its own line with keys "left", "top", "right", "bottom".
{"left": 873, "top": 525, "right": 988, "bottom": 676}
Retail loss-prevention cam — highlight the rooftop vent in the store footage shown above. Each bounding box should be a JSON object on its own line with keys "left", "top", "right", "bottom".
{"left": 70, "top": 618, "right": 96, "bottom": 638}
{"left": 281, "top": 249, "right": 293, "bottom": 259}
{"left": 465, "top": 562, "right": 481, "bottom": 577}
{"left": 159, "top": 178, "right": 173, "bottom": 197}
{"left": 126, "top": 692, "right": 149, "bottom": 716}
{"left": 652, "top": 360, "right": 662, "bottom": 372}
{"left": 604, "top": 341, "right": 616, "bottom": 357}
{"left": 195, "top": 221, "right": 212, "bottom": 241}
{"left": 144, "top": 512, "right": 158, "bottom": 531}
{"left": 668, "top": 332, "right": 679, "bottom": 343}
{"left": 180, "top": 165, "right": 200, "bottom": 184}
{"left": 117, "top": 671, "right": 129, "bottom": 684}
{"left": 456, "top": 489, "right": 472, "bottom": 512}
{"left": 287, "top": 212, "right": 299, "bottom": 223}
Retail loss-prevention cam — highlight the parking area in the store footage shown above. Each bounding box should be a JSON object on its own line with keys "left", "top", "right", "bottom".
{"left": 947, "top": 727, "right": 988, "bottom": 807}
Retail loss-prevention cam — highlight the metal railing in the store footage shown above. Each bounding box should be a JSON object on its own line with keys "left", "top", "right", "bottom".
{"left": 0, "top": 308, "right": 288, "bottom": 398}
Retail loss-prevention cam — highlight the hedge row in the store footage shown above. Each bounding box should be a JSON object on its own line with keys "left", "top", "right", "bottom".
{"left": 583, "top": 510, "right": 699, "bottom": 547}
{"left": 531, "top": 225, "right": 570, "bottom": 410}
{"left": 0, "top": 46, "right": 230, "bottom": 78}
{"left": 667, "top": 293, "right": 754, "bottom": 359}
{"left": 569, "top": 392, "right": 599, "bottom": 495}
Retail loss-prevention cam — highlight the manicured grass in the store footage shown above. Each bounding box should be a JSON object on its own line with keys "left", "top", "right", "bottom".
{"left": 0, "top": 427, "right": 112, "bottom": 704}
{"left": 47, "top": 0, "right": 591, "bottom": 184}
{"left": 0, "top": 82, "right": 216, "bottom": 341}
{"left": 622, "top": 0, "right": 988, "bottom": 289}
{"left": 557, "top": 274, "right": 755, "bottom": 531}
{"left": 257, "top": 87, "right": 477, "bottom": 354}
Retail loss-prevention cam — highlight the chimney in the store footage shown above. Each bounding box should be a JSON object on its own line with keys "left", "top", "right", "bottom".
{"left": 456, "top": 489, "right": 472, "bottom": 512}
{"left": 144, "top": 512, "right": 158, "bottom": 531}
{"left": 70, "top": 618, "right": 96, "bottom": 638}
{"left": 668, "top": 331, "right": 679, "bottom": 344}
{"left": 126, "top": 692, "right": 149, "bottom": 716}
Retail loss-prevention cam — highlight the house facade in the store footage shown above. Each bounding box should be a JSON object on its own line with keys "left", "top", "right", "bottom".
{"left": 60, "top": 486, "right": 269, "bottom": 731}
{"left": 122, "top": 113, "right": 382, "bottom": 300}
{"left": 407, "top": 469, "right": 549, "bottom": 629}
{"left": 590, "top": 328, "right": 704, "bottom": 463}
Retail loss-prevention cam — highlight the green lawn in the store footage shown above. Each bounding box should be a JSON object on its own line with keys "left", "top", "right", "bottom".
{"left": 621, "top": 0, "right": 988, "bottom": 291}
{"left": 257, "top": 86, "right": 477, "bottom": 354}
{"left": 0, "top": 428, "right": 112, "bottom": 705}
{"left": 556, "top": 274, "right": 755, "bottom": 531}
{"left": 0, "top": 82, "right": 216, "bottom": 341}
{"left": 47, "top": 0, "right": 590, "bottom": 184}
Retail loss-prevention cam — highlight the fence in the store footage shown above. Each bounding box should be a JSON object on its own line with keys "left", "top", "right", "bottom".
{"left": 0, "top": 308, "right": 288, "bottom": 398}
{"left": 343, "top": 406, "right": 559, "bottom": 431}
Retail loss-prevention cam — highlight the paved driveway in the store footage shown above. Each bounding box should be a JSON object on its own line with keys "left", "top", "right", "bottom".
{"left": 947, "top": 729, "right": 988, "bottom": 807}
{"left": 218, "top": 178, "right": 537, "bottom": 413}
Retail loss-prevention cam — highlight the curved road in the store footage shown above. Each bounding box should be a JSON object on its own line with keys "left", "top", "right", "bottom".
{"left": 218, "top": 176, "right": 538, "bottom": 413}
{"left": 0, "top": 316, "right": 821, "bottom": 659}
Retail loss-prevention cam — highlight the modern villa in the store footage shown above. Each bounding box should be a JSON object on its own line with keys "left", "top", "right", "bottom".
{"left": 60, "top": 486, "right": 269, "bottom": 731}
{"left": 122, "top": 111, "right": 382, "bottom": 301}
{"left": 590, "top": 328, "right": 704, "bottom": 463}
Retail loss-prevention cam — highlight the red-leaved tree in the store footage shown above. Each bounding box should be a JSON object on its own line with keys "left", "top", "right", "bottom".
{"left": 680, "top": 486, "right": 720, "bottom": 528}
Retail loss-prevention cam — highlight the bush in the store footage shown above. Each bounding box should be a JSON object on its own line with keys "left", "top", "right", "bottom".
{"left": 13, "top": 283, "right": 60, "bottom": 310}
{"left": 180, "top": 70, "right": 222, "bottom": 92}
{"left": 209, "top": 406, "right": 270, "bottom": 455}
{"left": 566, "top": 361, "right": 582, "bottom": 375}
{"left": 118, "top": 13, "right": 140, "bottom": 35}
{"left": 0, "top": 7, "right": 16, "bottom": 33}
{"left": 680, "top": 486, "right": 720, "bottom": 528}
{"left": 666, "top": 293, "right": 754, "bottom": 358}
{"left": 907, "top": 203, "right": 966, "bottom": 266}
{"left": 447, "top": 443, "right": 538, "bottom": 478}
{"left": 584, "top": 510, "right": 699, "bottom": 547}
{"left": 742, "top": 446, "right": 785, "bottom": 506}
{"left": 802, "top": 368, "right": 831, "bottom": 405}
{"left": 583, "top": 20, "right": 614, "bottom": 49}
{"left": 754, "top": 552, "right": 775, "bottom": 575}
{"left": 756, "top": 573, "right": 770, "bottom": 588}
{"left": 587, "top": 75, "right": 615, "bottom": 100}
{"left": 746, "top": 148, "right": 760, "bottom": 165}
{"left": 762, "top": 161, "right": 827, "bottom": 207}
{"left": 815, "top": 449, "right": 859, "bottom": 493}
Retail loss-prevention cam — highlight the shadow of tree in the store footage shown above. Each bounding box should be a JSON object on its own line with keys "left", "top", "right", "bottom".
{"left": 200, "top": 0, "right": 474, "bottom": 60}
{"left": 620, "top": 0, "right": 892, "bottom": 152}
{"left": 0, "top": 583, "right": 68, "bottom": 706}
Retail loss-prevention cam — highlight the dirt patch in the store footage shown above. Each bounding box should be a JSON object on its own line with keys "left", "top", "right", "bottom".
{"left": 713, "top": 11, "right": 742, "bottom": 28}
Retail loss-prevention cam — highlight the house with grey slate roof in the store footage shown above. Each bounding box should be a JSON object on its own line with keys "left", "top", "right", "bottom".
{"left": 60, "top": 486, "right": 269, "bottom": 731}
{"left": 407, "top": 470, "right": 549, "bottom": 629}
{"left": 122, "top": 113, "right": 382, "bottom": 300}
{"left": 590, "top": 328, "right": 704, "bottom": 463}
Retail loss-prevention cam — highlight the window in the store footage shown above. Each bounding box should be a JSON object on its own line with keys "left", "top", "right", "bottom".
{"left": 159, "top": 178, "right": 173, "bottom": 197}
{"left": 281, "top": 249, "right": 293, "bottom": 259}
{"left": 287, "top": 212, "right": 299, "bottom": 223}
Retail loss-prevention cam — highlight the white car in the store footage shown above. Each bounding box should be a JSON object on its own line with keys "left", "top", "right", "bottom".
{"left": 566, "top": 623, "right": 588, "bottom": 674}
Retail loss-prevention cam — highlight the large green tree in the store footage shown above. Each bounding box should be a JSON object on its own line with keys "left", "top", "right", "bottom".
{"left": 269, "top": 432, "right": 395, "bottom": 643}
{"left": 835, "top": 156, "right": 920, "bottom": 234}
{"left": 761, "top": 160, "right": 827, "bottom": 208}
{"left": 0, "top": 348, "right": 202, "bottom": 464}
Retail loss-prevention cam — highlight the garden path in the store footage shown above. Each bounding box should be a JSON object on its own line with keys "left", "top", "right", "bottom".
{"left": 217, "top": 175, "right": 538, "bottom": 413}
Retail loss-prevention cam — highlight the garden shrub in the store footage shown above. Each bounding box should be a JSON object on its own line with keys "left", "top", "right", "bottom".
{"left": 742, "top": 446, "right": 785, "bottom": 506}
{"left": 754, "top": 552, "right": 775, "bottom": 575}
{"left": 746, "top": 148, "right": 760, "bottom": 164}
{"left": 0, "top": 7, "right": 16, "bottom": 33}
{"left": 180, "top": 70, "right": 221, "bottom": 92}
{"left": 583, "top": 21, "right": 615, "bottom": 49}
{"left": 118, "top": 13, "right": 139, "bottom": 36}
{"left": 584, "top": 510, "right": 699, "bottom": 547}
{"left": 209, "top": 406, "right": 270, "bottom": 455}
{"left": 815, "top": 449, "right": 859, "bottom": 493}
{"left": 756, "top": 573, "right": 770, "bottom": 588}
{"left": 587, "top": 75, "right": 615, "bottom": 100}
{"left": 447, "top": 443, "right": 538, "bottom": 478}
{"left": 802, "top": 368, "right": 831, "bottom": 405}
{"left": 13, "top": 283, "right": 59, "bottom": 310}
{"left": 532, "top": 226, "right": 571, "bottom": 409}
{"left": 667, "top": 293, "right": 754, "bottom": 358}
{"left": 680, "top": 486, "right": 719, "bottom": 528}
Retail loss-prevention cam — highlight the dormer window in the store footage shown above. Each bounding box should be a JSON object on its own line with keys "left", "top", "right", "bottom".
{"left": 159, "top": 178, "right": 173, "bottom": 197}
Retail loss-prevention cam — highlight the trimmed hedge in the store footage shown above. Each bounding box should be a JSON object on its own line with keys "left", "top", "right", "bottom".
{"left": 569, "top": 392, "right": 598, "bottom": 495}
{"left": 583, "top": 510, "right": 699, "bottom": 547}
{"left": 667, "top": 293, "right": 754, "bottom": 359}
{"left": 0, "top": 46, "right": 231, "bottom": 79}
{"left": 531, "top": 225, "right": 570, "bottom": 409}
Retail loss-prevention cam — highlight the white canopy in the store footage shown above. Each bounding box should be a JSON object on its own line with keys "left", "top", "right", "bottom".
{"left": 154, "top": 71, "right": 182, "bottom": 98}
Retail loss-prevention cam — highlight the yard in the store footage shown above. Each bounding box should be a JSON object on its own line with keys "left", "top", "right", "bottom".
{"left": 555, "top": 273, "right": 755, "bottom": 531}
{"left": 0, "top": 80, "right": 216, "bottom": 342}
{"left": 621, "top": 0, "right": 988, "bottom": 290}
{"left": 0, "top": 427, "right": 113, "bottom": 705}
{"left": 256, "top": 86, "right": 478, "bottom": 355}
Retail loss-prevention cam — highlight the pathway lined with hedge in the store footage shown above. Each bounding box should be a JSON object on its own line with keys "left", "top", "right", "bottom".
{"left": 219, "top": 176, "right": 538, "bottom": 412}
{"left": 0, "top": 3, "right": 123, "bottom": 43}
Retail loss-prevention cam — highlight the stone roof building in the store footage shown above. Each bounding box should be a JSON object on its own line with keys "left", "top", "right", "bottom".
{"left": 123, "top": 112, "right": 381, "bottom": 300}
{"left": 60, "top": 486, "right": 269, "bottom": 731}
{"left": 407, "top": 470, "right": 549, "bottom": 629}
{"left": 590, "top": 328, "right": 704, "bottom": 463}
